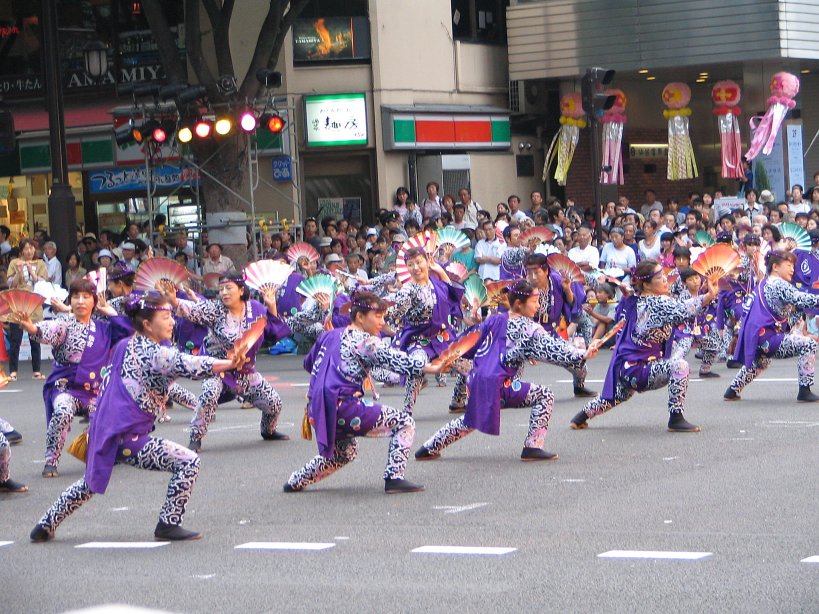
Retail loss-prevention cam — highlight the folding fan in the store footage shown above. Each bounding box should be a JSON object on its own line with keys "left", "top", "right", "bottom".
{"left": 689, "top": 247, "right": 706, "bottom": 264}
{"left": 664, "top": 267, "right": 679, "bottom": 287}
{"left": 752, "top": 250, "right": 766, "bottom": 281}
{"left": 547, "top": 253, "right": 584, "bottom": 284}
{"left": 396, "top": 230, "right": 437, "bottom": 283}
{"left": 227, "top": 316, "right": 267, "bottom": 365}
{"left": 296, "top": 274, "right": 336, "bottom": 304}
{"left": 244, "top": 259, "right": 292, "bottom": 292}
{"left": 445, "top": 261, "right": 469, "bottom": 282}
{"left": 0, "top": 299, "right": 11, "bottom": 323}
{"left": 779, "top": 222, "right": 811, "bottom": 252}
{"left": 692, "top": 244, "right": 741, "bottom": 283}
{"left": 286, "top": 242, "right": 320, "bottom": 265}
{"left": 429, "top": 330, "right": 482, "bottom": 371}
{"left": 33, "top": 280, "right": 69, "bottom": 303}
{"left": 85, "top": 267, "right": 107, "bottom": 294}
{"left": 0, "top": 289, "right": 45, "bottom": 319}
{"left": 598, "top": 319, "right": 625, "bottom": 347}
{"left": 0, "top": 366, "right": 8, "bottom": 390}
{"left": 463, "top": 274, "right": 487, "bottom": 308}
{"left": 436, "top": 227, "right": 471, "bottom": 251}
{"left": 694, "top": 229, "right": 715, "bottom": 247}
{"left": 521, "top": 226, "right": 555, "bottom": 246}
{"left": 202, "top": 272, "right": 221, "bottom": 290}
{"left": 484, "top": 279, "right": 514, "bottom": 306}
{"left": 134, "top": 257, "right": 189, "bottom": 292}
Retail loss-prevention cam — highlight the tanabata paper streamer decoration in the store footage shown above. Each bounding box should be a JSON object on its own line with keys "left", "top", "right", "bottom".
{"left": 662, "top": 82, "right": 698, "bottom": 180}
{"left": 600, "top": 89, "right": 627, "bottom": 185}
{"left": 711, "top": 80, "right": 743, "bottom": 179}
{"left": 746, "top": 72, "right": 799, "bottom": 161}
{"left": 544, "top": 92, "right": 586, "bottom": 186}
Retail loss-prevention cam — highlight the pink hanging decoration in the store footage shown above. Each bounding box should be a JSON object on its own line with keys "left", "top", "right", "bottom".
{"left": 600, "top": 89, "right": 627, "bottom": 185}
{"left": 544, "top": 92, "right": 586, "bottom": 186}
{"left": 745, "top": 72, "right": 799, "bottom": 161}
{"left": 711, "top": 80, "right": 743, "bottom": 179}
{"left": 662, "top": 82, "right": 698, "bottom": 180}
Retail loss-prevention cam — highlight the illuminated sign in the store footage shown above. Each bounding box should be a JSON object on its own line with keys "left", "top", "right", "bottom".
{"left": 293, "top": 17, "right": 370, "bottom": 63}
{"left": 304, "top": 93, "right": 367, "bottom": 147}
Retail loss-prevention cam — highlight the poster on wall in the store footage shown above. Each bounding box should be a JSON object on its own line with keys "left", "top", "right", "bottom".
{"left": 317, "top": 196, "right": 362, "bottom": 224}
{"left": 752, "top": 126, "right": 785, "bottom": 201}
{"left": 292, "top": 17, "right": 371, "bottom": 63}
{"left": 304, "top": 93, "right": 367, "bottom": 147}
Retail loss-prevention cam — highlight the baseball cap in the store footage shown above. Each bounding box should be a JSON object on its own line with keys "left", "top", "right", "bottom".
{"left": 319, "top": 237, "right": 332, "bottom": 247}
{"left": 121, "top": 242, "right": 135, "bottom": 251}
{"left": 366, "top": 228, "right": 378, "bottom": 237}
{"left": 98, "top": 249, "right": 113, "bottom": 259}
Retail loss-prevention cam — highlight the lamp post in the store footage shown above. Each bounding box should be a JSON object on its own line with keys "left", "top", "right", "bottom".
{"left": 41, "top": 0, "right": 76, "bottom": 261}
{"left": 83, "top": 41, "right": 109, "bottom": 83}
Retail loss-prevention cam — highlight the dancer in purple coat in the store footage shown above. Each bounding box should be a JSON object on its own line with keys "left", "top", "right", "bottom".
{"left": 30, "top": 293, "right": 242, "bottom": 542}
{"left": 285, "top": 291, "right": 442, "bottom": 494}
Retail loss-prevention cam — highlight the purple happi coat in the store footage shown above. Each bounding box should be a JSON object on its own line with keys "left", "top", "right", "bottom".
{"left": 394, "top": 277, "right": 464, "bottom": 359}
{"left": 732, "top": 278, "right": 787, "bottom": 369}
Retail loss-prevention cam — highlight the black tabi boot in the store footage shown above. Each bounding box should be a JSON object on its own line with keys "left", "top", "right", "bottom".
{"left": 520, "top": 447, "right": 559, "bottom": 461}
{"left": 796, "top": 386, "right": 819, "bottom": 402}
{"left": 667, "top": 412, "right": 701, "bottom": 433}
{"left": 154, "top": 521, "right": 202, "bottom": 541}
{"left": 384, "top": 478, "right": 424, "bottom": 494}
{"left": 573, "top": 386, "right": 597, "bottom": 398}
{"left": 723, "top": 387, "right": 741, "bottom": 401}
{"left": 30, "top": 524, "right": 53, "bottom": 542}
{"left": 569, "top": 411, "right": 589, "bottom": 430}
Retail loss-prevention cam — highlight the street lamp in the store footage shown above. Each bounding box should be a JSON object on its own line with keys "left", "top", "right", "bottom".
{"left": 83, "top": 41, "right": 109, "bottom": 81}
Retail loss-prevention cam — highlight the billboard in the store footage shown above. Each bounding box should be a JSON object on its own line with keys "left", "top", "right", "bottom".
{"left": 292, "top": 17, "right": 371, "bottom": 63}
{"left": 304, "top": 93, "right": 367, "bottom": 147}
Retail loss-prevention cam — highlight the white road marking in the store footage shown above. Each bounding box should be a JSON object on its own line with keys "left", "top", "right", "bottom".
{"left": 0, "top": 541, "right": 13, "bottom": 547}
{"left": 235, "top": 542, "right": 336, "bottom": 551}
{"left": 662, "top": 456, "right": 679, "bottom": 461}
{"left": 598, "top": 550, "right": 712, "bottom": 560}
{"left": 754, "top": 378, "right": 797, "bottom": 382}
{"left": 764, "top": 421, "right": 819, "bottom": 428}
{"left": 556, "top": 379, "right": 603, "bottom": 383}
{"left": 334, "top": 536, "right": 349, "bottom": 540}
{"left": 0, "top": 389, "right": 22, "bottom": 393}
{"left": 193, "top": 574, "right": 217, "bottom": 579}
{"left": 560, "top": 479, "right": 586, "bottom": 483}
{"left": 412, "top": 545, "right": 516, "bottom": 556}
{"left": 432, "top": 502, "right": 489, "bottom": 514}
{"left": 74, "top": 542, "right": 171, "bottom": 550}
{"left": 111, "top": 507, "right": 129, "bottom": 512}
{"left": 723, "top": 437, "right": 754, "bottom": 441}
{"left": 801, "top": 555, "right": 819, "bottom": 563}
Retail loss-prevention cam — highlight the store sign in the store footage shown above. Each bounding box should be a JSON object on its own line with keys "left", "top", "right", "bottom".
{"left": 89, "top": 164, "right": 200, "bottom": 194}
{"left": 0, "top": 64, "right": 167, "bottom": 97}
{"left": 304, "top": 93, "right": 367, "bottom": 147}
{"left": 293, "top": 17, "right": 371, "bottom": 63}
{"left": 385, "top": 113, "right": 511, "bottom": 151}
{"left": 629, "top": 143, "right": 668, "bottom": 159}
{"left": 271, "top": 156, "right": 293, "bottom": 182}
{"left": 785, "top": 122, "right": 804, "bottom": 190}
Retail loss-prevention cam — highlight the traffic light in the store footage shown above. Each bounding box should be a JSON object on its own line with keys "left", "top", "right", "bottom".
{"left": 260, "top": 111, "right": 285, "bottom": 133}
{"left": 581, "top": 67, "right": 616, "bottom": 118}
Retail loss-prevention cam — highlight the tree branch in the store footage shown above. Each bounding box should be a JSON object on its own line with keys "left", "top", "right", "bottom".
{"left": 237, "top": 0, "right": 309, "bottom": 100}
{"left": 140, "top": 0, "right": 187, "bottom": 83}
{"left": 209, "top": 0, "right": 235, "bottom": 81}
{"left": 184, "top": 0, "right": 217, "bottom": 94}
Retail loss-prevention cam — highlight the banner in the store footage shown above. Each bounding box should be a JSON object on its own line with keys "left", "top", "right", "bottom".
{"left": 89, "top": 165, "right": 200, "bottom": 194}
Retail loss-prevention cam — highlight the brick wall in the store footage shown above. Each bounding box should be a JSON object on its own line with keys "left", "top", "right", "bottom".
{"left": 566, "top": 127, "right": 705, "bottom": 211}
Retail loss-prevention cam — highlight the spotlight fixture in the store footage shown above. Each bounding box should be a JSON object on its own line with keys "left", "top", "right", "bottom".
{"left": 638, "top": 69, "right": 649, "bottom": 74}
{"left": 177, "top": 125, "right": 193, "bottom": 143}
{"left": 259, "top": 111, "right": 285, "bottom": 133}
{"left": 256, "top": 69, "right": 283, "bottom": 89}
{"left": 133, "top": 118, "right": 159, "bottom": 143}
{"left": 194, "top": 119, "right": 212, "bottom": 138}
{"left": 239, "top": 108, "right": 258, "bottom": 132}
{"left": 115, "top": 119, "right": 136, "bottom": 146}
{"left": 214, "top": 116, "right": 233, "bottom": 136}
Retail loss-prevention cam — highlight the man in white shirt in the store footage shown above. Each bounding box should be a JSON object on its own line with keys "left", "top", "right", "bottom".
{"left": 789, "top": 184, "right": 810, "bottom": 215}
{"left": 474, "top": 220, "right": 502, "bottom": 280}
{"left": 0, "top": 225, "right": 11, "bottom": 256}
{"left": 567, "top": 226, "right": 599, "bottom": 272}
{"left": 507, "top": 194, "right": 529, "bottom": 223}
{"left": 451, "top": 202, "right": 476, "bottom": 231}
{"left": 42, "top": 241, "right": 62, "bottom": 285}
{"left": 202, "top": 243, "right": 234, "bottom": 275}
{"left": 457, "top": 187, "right": 481, "bottom": 228}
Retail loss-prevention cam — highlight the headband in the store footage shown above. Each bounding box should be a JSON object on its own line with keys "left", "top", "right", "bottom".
{"left": 632, "top": 267, "right": 663, "bottom": 282}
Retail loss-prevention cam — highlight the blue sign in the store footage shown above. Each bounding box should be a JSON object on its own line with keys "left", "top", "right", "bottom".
{"left": 88, "top": 164, "right": 200, "bottom": 194}
{"left": 272, "top": 156, "right": 293, "bottom": 182}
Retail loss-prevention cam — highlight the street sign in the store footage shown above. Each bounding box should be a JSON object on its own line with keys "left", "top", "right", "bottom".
{"left": 272, "top": 156, "right": 293, "bottom": 182}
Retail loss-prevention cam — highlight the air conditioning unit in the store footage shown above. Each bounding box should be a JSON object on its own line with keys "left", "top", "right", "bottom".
{"left": 509, "top": 80, "right": 548, "bottom": 115}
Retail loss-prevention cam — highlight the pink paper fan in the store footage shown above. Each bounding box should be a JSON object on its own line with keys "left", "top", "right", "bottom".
{"left": 286, "top": 242, "right": 320, "bottom": 265}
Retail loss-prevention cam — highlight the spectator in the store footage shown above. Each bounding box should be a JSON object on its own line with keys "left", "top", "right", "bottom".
{"left": 789, "top": 184, "right": 810, "bottom": 215}
{"left": 474, "top": 220, "right": 502, "bottom": 281}
{"left": 393, "top": 187, "right": 410, "bottom": 222}
{"left": 303, "top": 217, "right": 321, "bottom": 250}
{"left": 640, "top": 189, "right": 663, "bottom": 219}
{"left": 98, "top": 249, "right": 114, "bottom": 270}
{"left": 528, "top": 190, "right": 544, "bottom": 219}
{"left": 600, "top": 227, "right": 636, "bottom": 274}
{"left": 507, "top": 194, "right": 528, "bottom": 223}
{"left": 638, "top": 220, "right": 662, "bottom": 261}
{"left": 420, "top": 181, "right": 443, "bottom": 221}
{"left": 405, "top": 198, "right": 422, "bottom": 228}
{"left": 457, "top": 187, "right": 481, "bottom": 228}
{"left": 6, "top": 238, "right": 48, "bottom": 380}
{"left": 567, "top": 225, "right": 599, "bottom": 271}
{"left": 64, "top": 251, "right": 86, "bottom": 288}
{"left": 202, "top": 243, "right": 234, "bottom": 276}
{"left": 42, "top": 241, "right": 62, "bottom": 285}
{"left": 0, "top": 225, "right": 11, "bottom": 255}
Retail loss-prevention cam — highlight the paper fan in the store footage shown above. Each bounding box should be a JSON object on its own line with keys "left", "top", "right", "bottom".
{"left": 484, "top": 279, "right": 514, "bottom": 306}
{"left": 134, "top": 257, "right": 189, "bottom": 292}
{"left": 779, "top": 222, "right": 811, "bottom": 252}
{"left": 244, "top": 259, "right": 292, "bottom": 292}
{"left": 33, "top": 280, "right": 69, "bottom": 303}
{"left": 85, "top": 267, "right": 107, "bottom": 294}
{"left": 396, "top": 230, "right": 437, "bottom": 284}
{"left": 547, "top": 253, "right": 584, "bottom": 284}
{"left": 296, "top": 274, "right": 336, "bottom": 303}
{"left": 463, "top": 274, "right": 487, "bottom": 307}
{"left": 445, "top": 261, "right": 469, "bottom": 282}
{"left": 0, "top": 289, "right": 45, "bottom": 318}
{"left": 430, "top": 330, "right": 482, "bottom": 371}
{"left": 436, "top": 227, "right": 470, "bottom": 251}
{"left": 286, "top": 242, "right": 320, "bottom": 265}
{"left": 692, "top": 244, "right": 741, "bottom": 283}
{"left": 664, "top": 267, "right": 679, "bottom": 286}
{"left": 0, "top": 299, "right": 11, "bottom": 323}
{"left": 694, "top": 229, "right": 715, "bottom": 247}
{"left": 203, "top": 272, "right": 221, "bottom": 290}
{"left": 521, "top": 226, "right": 555, "bottom": 246}
{"left": 0, "top": 367, "right": 8, "bottom": 389}
{"left": 227, "top": 316, "right": 267, "bottom": 363}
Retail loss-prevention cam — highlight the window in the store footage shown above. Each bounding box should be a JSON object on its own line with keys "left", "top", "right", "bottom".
{"left": 452, "top": 0, "right": 507, "bottom": 44}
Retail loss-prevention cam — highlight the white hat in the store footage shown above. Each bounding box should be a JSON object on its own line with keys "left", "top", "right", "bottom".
{"left": 319, "top": 237, "right": 333, "bottom": 247}
{"left": 121, "top": 242, "right": 135, "bottom": 251}
{"left": 325, "top": 253, "right": 343, "bottom": 264}
{"left": 366, "top": 228, "right": 378, "bottom": 237}
{"left": 98, "top": 249, "right": 113, "bottom": 259}
{"left": 759, "top": 189, "right": 775, "bottom": 203}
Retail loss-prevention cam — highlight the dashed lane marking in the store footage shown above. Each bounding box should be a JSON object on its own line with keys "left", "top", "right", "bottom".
{"left": 598, "top": 550, "right": 712, "bottom": 560}
{"left": 412, "top": 545, "right": 516, "bottom": 556}
{"left": 801, "top": 556, "right": 819, "bottom": 563}
{"left": 0, "top": 541, "right": 13, "bottom": 547}
{"left": 432, "top": 502, "right": 489, "bottom": 514}
{"left": 235, "top": 542, "right": 336, "bottom": 551}
{"left": 75, "top": 542, "right": 169, "bottom": 549}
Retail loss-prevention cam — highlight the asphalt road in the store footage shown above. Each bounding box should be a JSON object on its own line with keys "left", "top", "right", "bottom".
{"left": 1, "top": 351, "right": 817, "bottom": 614}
